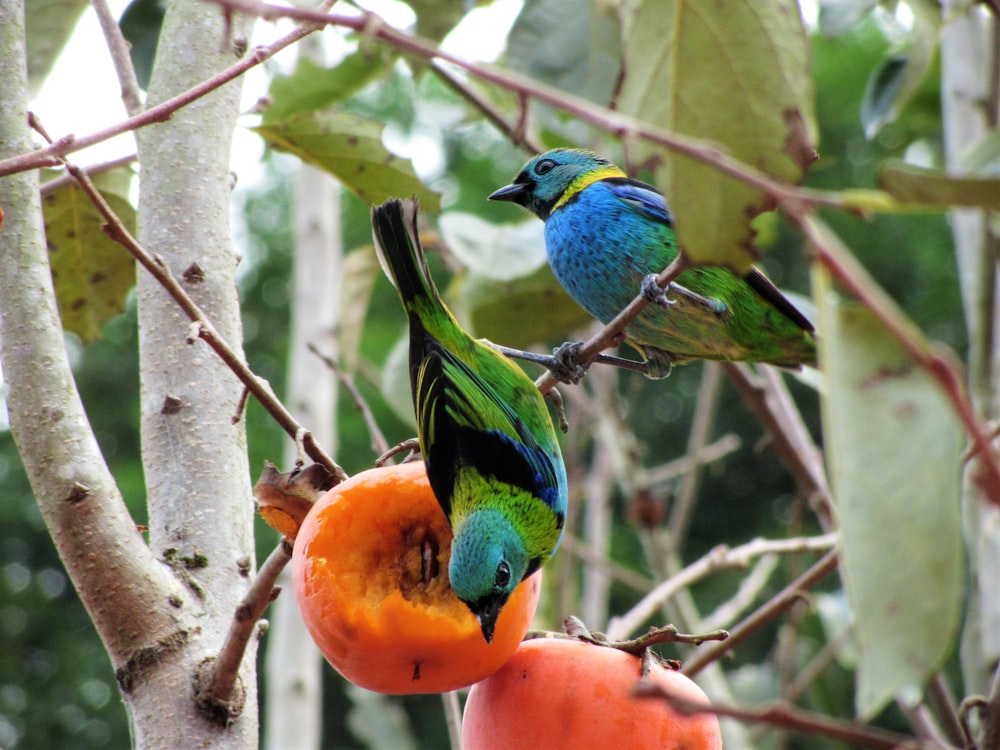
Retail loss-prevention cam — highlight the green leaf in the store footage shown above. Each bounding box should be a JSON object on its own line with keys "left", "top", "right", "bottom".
{"left": 253, "top": 112, "right": 440, "bottom": 212}
{"left": 615, "top": 0, "right": 817, "bottom": 272}
{"left": 437, "top": 213, "right": 546, "bottom": 281}
{"left": 455, "top": 266, "right": 594, "bottom": 350}
{"left": 119, "top": 0, "right": 165, "bottom": 90}
{"left": 860, "top": 55, "right": 907, "bottom": 138}
{"left": 878, "top": 161, "right": 1000, "bottom": 209}
{"left": 41, "top": 169, "right": 137, "bottom": 342}
{"left": 815, "top": 268, "right": 964, "bottom": 718}
{"left": 506, "top": 0, "right": 620, "bottom": 106}
{"left": 817, "top": 0, "right": 879, "bottom": 37}
{"left": 263, "top": 49, "right": 396, "bottom": 124}
{"left": 25, "top": 0, "right": 89, "bottom": 94}
{"left": 859, "top": 0, "right": 940, "bottom": 138}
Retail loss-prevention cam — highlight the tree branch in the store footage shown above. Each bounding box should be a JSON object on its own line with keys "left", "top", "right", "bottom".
{"left": 801, "top": 214, "right": 1000, "bottom": 505}
{"left": 196, "top": 541, "right": 292, "bottom": 723}
{"left": 0, "top": 10, "right": 188, "bottom": 671}
{"left": 307, "top": 342, "right": 389, "bottom": 459}
{"left": 637, "top": 683, "right": 922, "bottom": 750}
{"left": 606, "top": 534, "right": 838, "bottom": 641}
{"left": 0, "top": 2, "right": 327, "bottom": 177}
{"left": 51, "top": 154, "right": 346, "bottom": 481}
{"left": 721, "top": 362, "right": 834, "bottom": 527}
{"left": 533, "top": 258, "right": 688, "bottom": 394}
{"left": 680, "top": 548, "right": 839, "bottom": 677}
{"left": 90, "top": 0, "right": 143, "bottom": 115}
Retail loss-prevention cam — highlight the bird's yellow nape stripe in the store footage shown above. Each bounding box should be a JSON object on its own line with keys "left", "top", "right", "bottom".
{"left": 552, "top": 165, "right": 628, "bottom": 211}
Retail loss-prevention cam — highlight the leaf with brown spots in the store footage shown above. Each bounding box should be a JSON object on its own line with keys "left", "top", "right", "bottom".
{"left": 41, "top": 167, "right": 136, "bottom": 342}
{"left": 815, "top": 267, "right": 963, "bottom": 719}
{"left": 253, "top": 111, "right": 440, "bottom": 212}
{"left": 614, "top": 0, "right": 818, "bottom": 272}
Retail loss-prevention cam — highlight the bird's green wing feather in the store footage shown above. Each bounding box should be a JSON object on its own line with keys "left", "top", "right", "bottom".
{"left": 414, "top": 340, "right": 562, "bottom": 518}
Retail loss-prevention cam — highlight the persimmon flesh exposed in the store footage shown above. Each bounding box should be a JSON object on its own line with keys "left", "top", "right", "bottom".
{"left": 462, "top": 637, "right": 723, "bottom": 750}
{"left": 292, "top": 461, "right": 541, "bottom": 695}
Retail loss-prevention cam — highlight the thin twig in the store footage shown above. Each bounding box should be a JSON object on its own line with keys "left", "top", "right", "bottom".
{"left": 959, "top": 695, "right": 987, "bottom": 750}
{"left": 375, "top": 437, "right": 421, "bottom": 466}
{"left": 37, "top": 134, "right": 346, "bottom": 481}
{"left": 533, "top": 257, "right": 688, "bottom": 394}
{"left": 0, "top": 1, "right": 331, "bottom": 177}
{"left": 40, "top": 153, "right": 136, "bottom": 196}
{"left": 558, "top": 534, "right": 653, "bottom": 594}
{"left": 525, "top": 617, "right": 728, "bottom": 653}
{"left": 194, "top": 0, "right": 857, "bottom": 217}
{"left": 680, "top": 548, "right": 839, "bottom": 678}
{"left": 926, "top": 673, "right": 967, "bottom": 749}
{"left": 307, "top": 342, "right": 390, "bottom": 458}
{"left": 898, "top": 700, "right": 959, "bottom": 749}
{"left": 667, "top": 360, "right": 724, "bottom": 553}
{"left": 783, "top": 625, "right": 852, "bottom": 703}
{"left": 196, "top": 541, "right": 291, "bottom": 717}
{"left": 634, "top": 432, "right": 741, "bottom": 490}
{"left": 701, "top": 554, "right": 780, "bottom": 632}
{"left": 801, "top": 214, "right": 1000, "bottom": 506}
{"left": 430, "top": 61, "right": 544, "bottom": 154}
{"left": 90, "top": 0, "right": 143, "bottom": 115}
{"left": 722, "top": 362, "right": 835, "bottom": 528}
{"left": 606, "top": 533, "right": 838, "bottom": 641}
{"left": 636, "top": 683, "right": 922, "bottom": 750}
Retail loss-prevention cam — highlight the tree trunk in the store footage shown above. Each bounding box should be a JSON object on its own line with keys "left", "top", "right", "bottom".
{"left": 263, "top": 159, "right": 339, "bottom": 749}
{"left": 130, "top": 0, "right": 259, "bottom": 744}
{"left": 941, "top": 1, "right": 1000, "bottom": 706}
{"left": 0, "top": 0, "right": 215, "bottom": 747}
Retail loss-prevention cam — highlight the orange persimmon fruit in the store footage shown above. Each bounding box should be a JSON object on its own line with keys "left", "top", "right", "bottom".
{"left": 462, "top": 637, "right": 723, "bottom": 750}
{"left": 291, "top": 460, "right": 542, "bottom": 695}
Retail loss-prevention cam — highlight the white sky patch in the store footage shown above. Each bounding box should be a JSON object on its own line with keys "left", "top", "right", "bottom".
{"left": 440, "top": 0, "right": 522, "bottom": 62}
{"left": 31, "top": 0, "right": 135, "bottom": 167}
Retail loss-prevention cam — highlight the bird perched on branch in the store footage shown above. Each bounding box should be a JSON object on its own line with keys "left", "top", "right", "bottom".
{"left": 489, "top": 148, "right": 816, "bottom": 379}
{"left": 371, "top": 198, "right": 567, "bottom": 643}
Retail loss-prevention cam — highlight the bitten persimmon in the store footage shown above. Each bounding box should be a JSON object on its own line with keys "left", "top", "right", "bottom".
{"left": 291, "top": 461, "right": 541, "bottom": 695}
{"left": 462, "top": 637, "right": 723, "bottom": 750}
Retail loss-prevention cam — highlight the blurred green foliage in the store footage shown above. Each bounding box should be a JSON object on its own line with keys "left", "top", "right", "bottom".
{"left": 2, "top": 4, "right": 966, "bottom": 749}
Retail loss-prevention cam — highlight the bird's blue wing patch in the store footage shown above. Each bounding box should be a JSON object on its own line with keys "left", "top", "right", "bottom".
{"left": 603, "top": 177, "right": 673, "bottom": 225}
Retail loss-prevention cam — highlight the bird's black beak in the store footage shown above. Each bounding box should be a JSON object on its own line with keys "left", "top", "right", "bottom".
{"left": 476, "top": 597, "right": 505, "bottom": 644}
{"left": 488, "top": 182, "right": 528, "bottom": 205}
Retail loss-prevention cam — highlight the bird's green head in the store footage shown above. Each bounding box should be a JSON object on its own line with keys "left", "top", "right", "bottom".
{"left": 488, "top": 148, "right": 626, "bottom": 220}
{"left": 449, "top": 509, "right": 529, "bottom": 644}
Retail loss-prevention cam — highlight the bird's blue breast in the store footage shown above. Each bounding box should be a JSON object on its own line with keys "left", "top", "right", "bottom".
{"left": 545, "top": 181, "right": 672, "bottom": 324}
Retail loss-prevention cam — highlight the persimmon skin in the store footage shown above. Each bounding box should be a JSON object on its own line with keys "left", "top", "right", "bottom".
{"left": 291, "top": 461, "right": 541, "bottom": 695}
{"left": 462, "top": 637, "right": 723, "bottom": 750}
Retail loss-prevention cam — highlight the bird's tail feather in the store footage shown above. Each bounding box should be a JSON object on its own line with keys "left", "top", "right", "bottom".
{"left": 371, "top": 198, "right": 441, "bottom": 313}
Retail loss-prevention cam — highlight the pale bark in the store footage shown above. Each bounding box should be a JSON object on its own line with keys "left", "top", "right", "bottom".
{"left": 0, "top": 0, "right": 196, "bottom": 740}
{"left": 263, "top": 160, "right": 339, "bottom": 750}
{"left": 941, "top": 1, "right": 1000, "bottom": 707}
{"left": 130, "top": 0, "right": 259, "bottom": 745}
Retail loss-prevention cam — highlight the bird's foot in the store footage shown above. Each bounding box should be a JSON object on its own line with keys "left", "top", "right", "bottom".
{"left": 550, "top": 341, "right": 591, "bottom": 385}
{"left": 375, "top": 437, "right": 421, "bottom": 466}
{"left": 481, "top": 339, "right": 588, "bottom": 385}
{"left": 640, "top": 274, "right": 674, "bottom": 307}
{"left": 668, "top": 281, "right": 728, "bottom": 316}
{"left": 641, "top": 274, "right": 728, "bottom": 317}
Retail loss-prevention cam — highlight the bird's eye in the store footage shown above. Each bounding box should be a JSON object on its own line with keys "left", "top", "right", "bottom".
{"left": 534, "top": 158, "right": 556, "bottom": 175}
{"left": 494, "top": 561, "right": 511, "bottom": 589}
